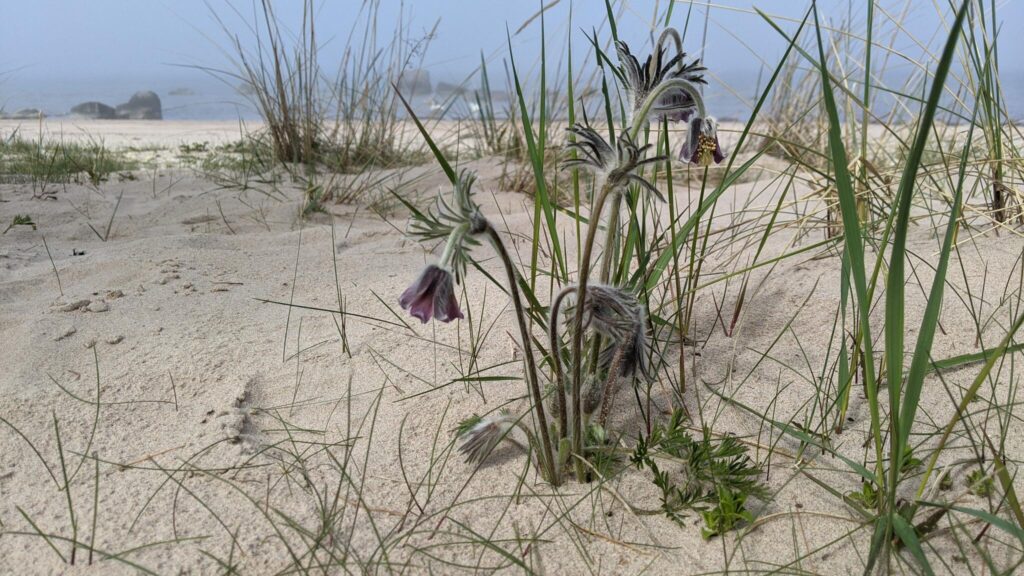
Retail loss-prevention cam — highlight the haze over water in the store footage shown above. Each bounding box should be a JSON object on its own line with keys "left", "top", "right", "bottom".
{"left": 2, "top": 1, "right": 1022, "bottom": 121}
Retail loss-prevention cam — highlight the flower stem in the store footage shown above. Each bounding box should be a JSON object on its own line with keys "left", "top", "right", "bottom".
{"left": 439, "top": 223, "right": 469, "bottom": 268}
{"left": 597, "top": 343, "right": 627, "bottom": 428}
{"left": 598, "top": 195, "right": 622, "bottom": 283}
{"left": 483, "top": 222, "right": 558, "bottom": 484}
{"left": 629, "top": 78, "right": 706, "bottom": 140}
{"left": 549, "top": 285, "right": 576, "bottom": 443}
{"left": 569, "top": 181, "right": 615, "bottom": 481}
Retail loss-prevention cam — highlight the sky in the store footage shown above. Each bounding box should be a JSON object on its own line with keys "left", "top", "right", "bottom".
{"left": 1, "top": 1, "right": 1022, "bottom": 118}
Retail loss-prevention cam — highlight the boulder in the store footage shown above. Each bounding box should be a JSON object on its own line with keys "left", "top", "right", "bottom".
{"left": 2, "top": 108, "right": 44, "bottom": 120}
{"left": 70, "top": 101, "right": 116, "bottom": 119}
{"left": 435, "top": 81, "right": 467, "bottom": 97}
{"left": 396, "top": 69, "right": 431, "bottom": 95}
{"left": 114, "top": 91, "right": 162, "bottom": 120}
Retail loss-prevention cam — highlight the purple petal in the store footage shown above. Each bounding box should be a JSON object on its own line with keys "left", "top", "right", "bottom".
{"left": 408, "top": 292, "right": 434, "bottom": 323}
{"left": 431, "top": 269, "right": 463, "bottom": 323}
{"left": 399, "top": 264, "right": 462, "bottom": 324}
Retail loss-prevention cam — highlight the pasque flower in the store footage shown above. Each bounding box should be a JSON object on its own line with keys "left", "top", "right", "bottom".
{"left": 399, "top": 264, "right": 463, "bottom": 323}
{"left": 679, "top": 117, "right": 726, "bottom": 166}
{"left": 398, "top": 170, "right": 558, "bottom": 482}
{"left": 615, "top": 28, "right": 707, "bottom": 124}
{"left": 579, "top": 284, "right": 654, "bottom": 383}
{"left": 563, "top": 124, "right": 667, "bottom": 201}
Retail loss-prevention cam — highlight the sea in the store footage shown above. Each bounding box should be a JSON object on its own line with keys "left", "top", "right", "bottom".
{"left": 2, "top": 69, "right": 1021, "bottom": 123}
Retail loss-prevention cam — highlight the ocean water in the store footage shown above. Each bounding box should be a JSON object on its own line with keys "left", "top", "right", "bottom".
{"left": 2, "top": 69, "right": 1021, "bottom": 123}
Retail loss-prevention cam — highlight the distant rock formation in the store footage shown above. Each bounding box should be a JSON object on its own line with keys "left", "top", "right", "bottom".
{"left": 168, "top": 87, "right": 196, "bottom": 96}
{"left": 1, "top": 108, "right": 44, "bottom": 120}
{"left": 435, "top": 81, "right": 468, "bottom": 97}
{"left": 70, "top": 101, "right": 117, "bottom": 119}
{"left": 115, "top": 91, "right": 162, "bottom": 120}
{"left": 396, "top": 69, "right": 431, "bottom": 95}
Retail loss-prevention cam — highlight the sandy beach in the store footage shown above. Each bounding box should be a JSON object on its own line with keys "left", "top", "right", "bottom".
{"left": 1, "top": 117, "right": 1022, "bottom": 573}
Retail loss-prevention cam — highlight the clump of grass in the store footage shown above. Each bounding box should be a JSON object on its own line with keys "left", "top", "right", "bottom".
{"left": 3, "top": 214, "right": 36, "bottom": 234}
{"left": 206, "top": 0, "right": 436, "bottom": 209}
{"left": 212, "top": 0, "right": 321, "bottom": 167}
{"left": 0, "top": 133, "right": 138, "bottom": 194}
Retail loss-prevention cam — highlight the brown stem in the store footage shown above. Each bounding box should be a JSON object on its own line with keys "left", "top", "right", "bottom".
{"left": 484, "top": 223, "right": 558, "bottom": 484}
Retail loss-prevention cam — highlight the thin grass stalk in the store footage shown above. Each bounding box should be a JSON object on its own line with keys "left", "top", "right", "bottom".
{"left": 856, "top": 0, "right": 874, "bottom": 225}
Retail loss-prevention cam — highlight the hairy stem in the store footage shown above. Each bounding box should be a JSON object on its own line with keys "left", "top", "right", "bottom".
{"left": 570, "top": 181, "right": 616, "bottom": 481}
{"left": 549, "top": 285, "right": 576, "bottom": 442}
{"left": 629, "top": 78, "right": 706, "bottom": 140}
{"left": 484, "top": 222, "right": 558, "bottom": 483}
{"left": 597, "top": 343, "right": 627, "bottom": 428}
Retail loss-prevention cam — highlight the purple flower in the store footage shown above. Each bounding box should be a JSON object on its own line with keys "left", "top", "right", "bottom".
{"left": 679, "top": 117, "right": 726, "bottom": 166}
{"left": 399, "top": 264, "right": 463, "bottom": 323}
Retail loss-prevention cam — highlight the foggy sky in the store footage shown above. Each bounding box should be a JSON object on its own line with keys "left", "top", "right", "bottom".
{"left": 3, "top": 1, "right": 1020, "bottom": 87}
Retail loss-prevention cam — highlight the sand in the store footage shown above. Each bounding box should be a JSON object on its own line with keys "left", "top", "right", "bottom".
{"left": 1, "top": 119, "right": 1022, "bottom": 574}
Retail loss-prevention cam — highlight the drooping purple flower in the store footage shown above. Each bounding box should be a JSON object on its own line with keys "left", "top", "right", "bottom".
{"left": 399, "top": 264, "right": 463, "bottom": 323}
{"left": 679, "top": 117, "right": 726, "bottom": 166}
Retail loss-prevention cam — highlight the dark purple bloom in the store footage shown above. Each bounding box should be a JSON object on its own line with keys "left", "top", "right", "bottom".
{"left": 399, "top": 264, "right": 463, "bottom": 323}
{"left": 679, "top": 117, "right": 726, "bottom": 166}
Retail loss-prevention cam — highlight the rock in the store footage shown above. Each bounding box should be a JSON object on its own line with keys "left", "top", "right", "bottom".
{"left": 53, "top": 325, "right": 77, "bottom": 341}
{"left": 2, "top": 108, "right": 44, "bottom": 120}
{"left": 168, "top": 87, "right": 195, "bottom": 96}
{"left": 396, "top": 69, "right": 431, "bottom": 94}
{"left": 57, "top": 299, "right": 91, "bottom": 312}
{"left": 86, "top": 300, "right": 109, "bottom": 313}
{"left": 106, "top": 289, "right": 124, "bottom": 299}
{"left": 114, "top": 91, "right": 162, "bottom": 120}
{"left": 70, "top": 101, "right": 116, "bottom": 119}
{"left": 105, "top": 335, "right": 124, "bottom": 345}
{"left": 435, "top": 81, "right": 467, "bottom": 97}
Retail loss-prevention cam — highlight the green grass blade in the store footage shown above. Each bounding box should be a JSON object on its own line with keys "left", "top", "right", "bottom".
{"left": 891, "top": 0, "right": 970, "bottom": 453}
{"left": 393, "top": 84, "right": 455, "bottom": 184}
{"left": 926, "top": 342, "right": 1024, "bottom": 374}
{"left": 892, "top": 513, "right": 934, "bottom": 576}
{"left": 506, "top": 28, "right": 566, "bottom": 281}
{"left": 811, "top": 2, "right": 883, "bottom": 480}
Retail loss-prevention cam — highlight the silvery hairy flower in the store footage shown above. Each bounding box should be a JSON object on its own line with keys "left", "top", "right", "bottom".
{"left": 679, "top": 117, "right": 726, "bottom": 166}
{"left": 399, "top": 264, "right": 464, "bottom": 324}
{"left": 563, "top": 123, "right": 667, "bottom": 201}
{"left": 600, "top": 326, "right": 654, "bottom": 382}
{"left": 575, "top": 284, "right": 654, "bottom": 382}
{"left": 458, "top": 410, "right": 536, "bottom": 465}
{"left": 616, "top": 28, "right": 707, "bottom": 124}
{"left": 579, "top": 284, "right": 643, "bottom": 343}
